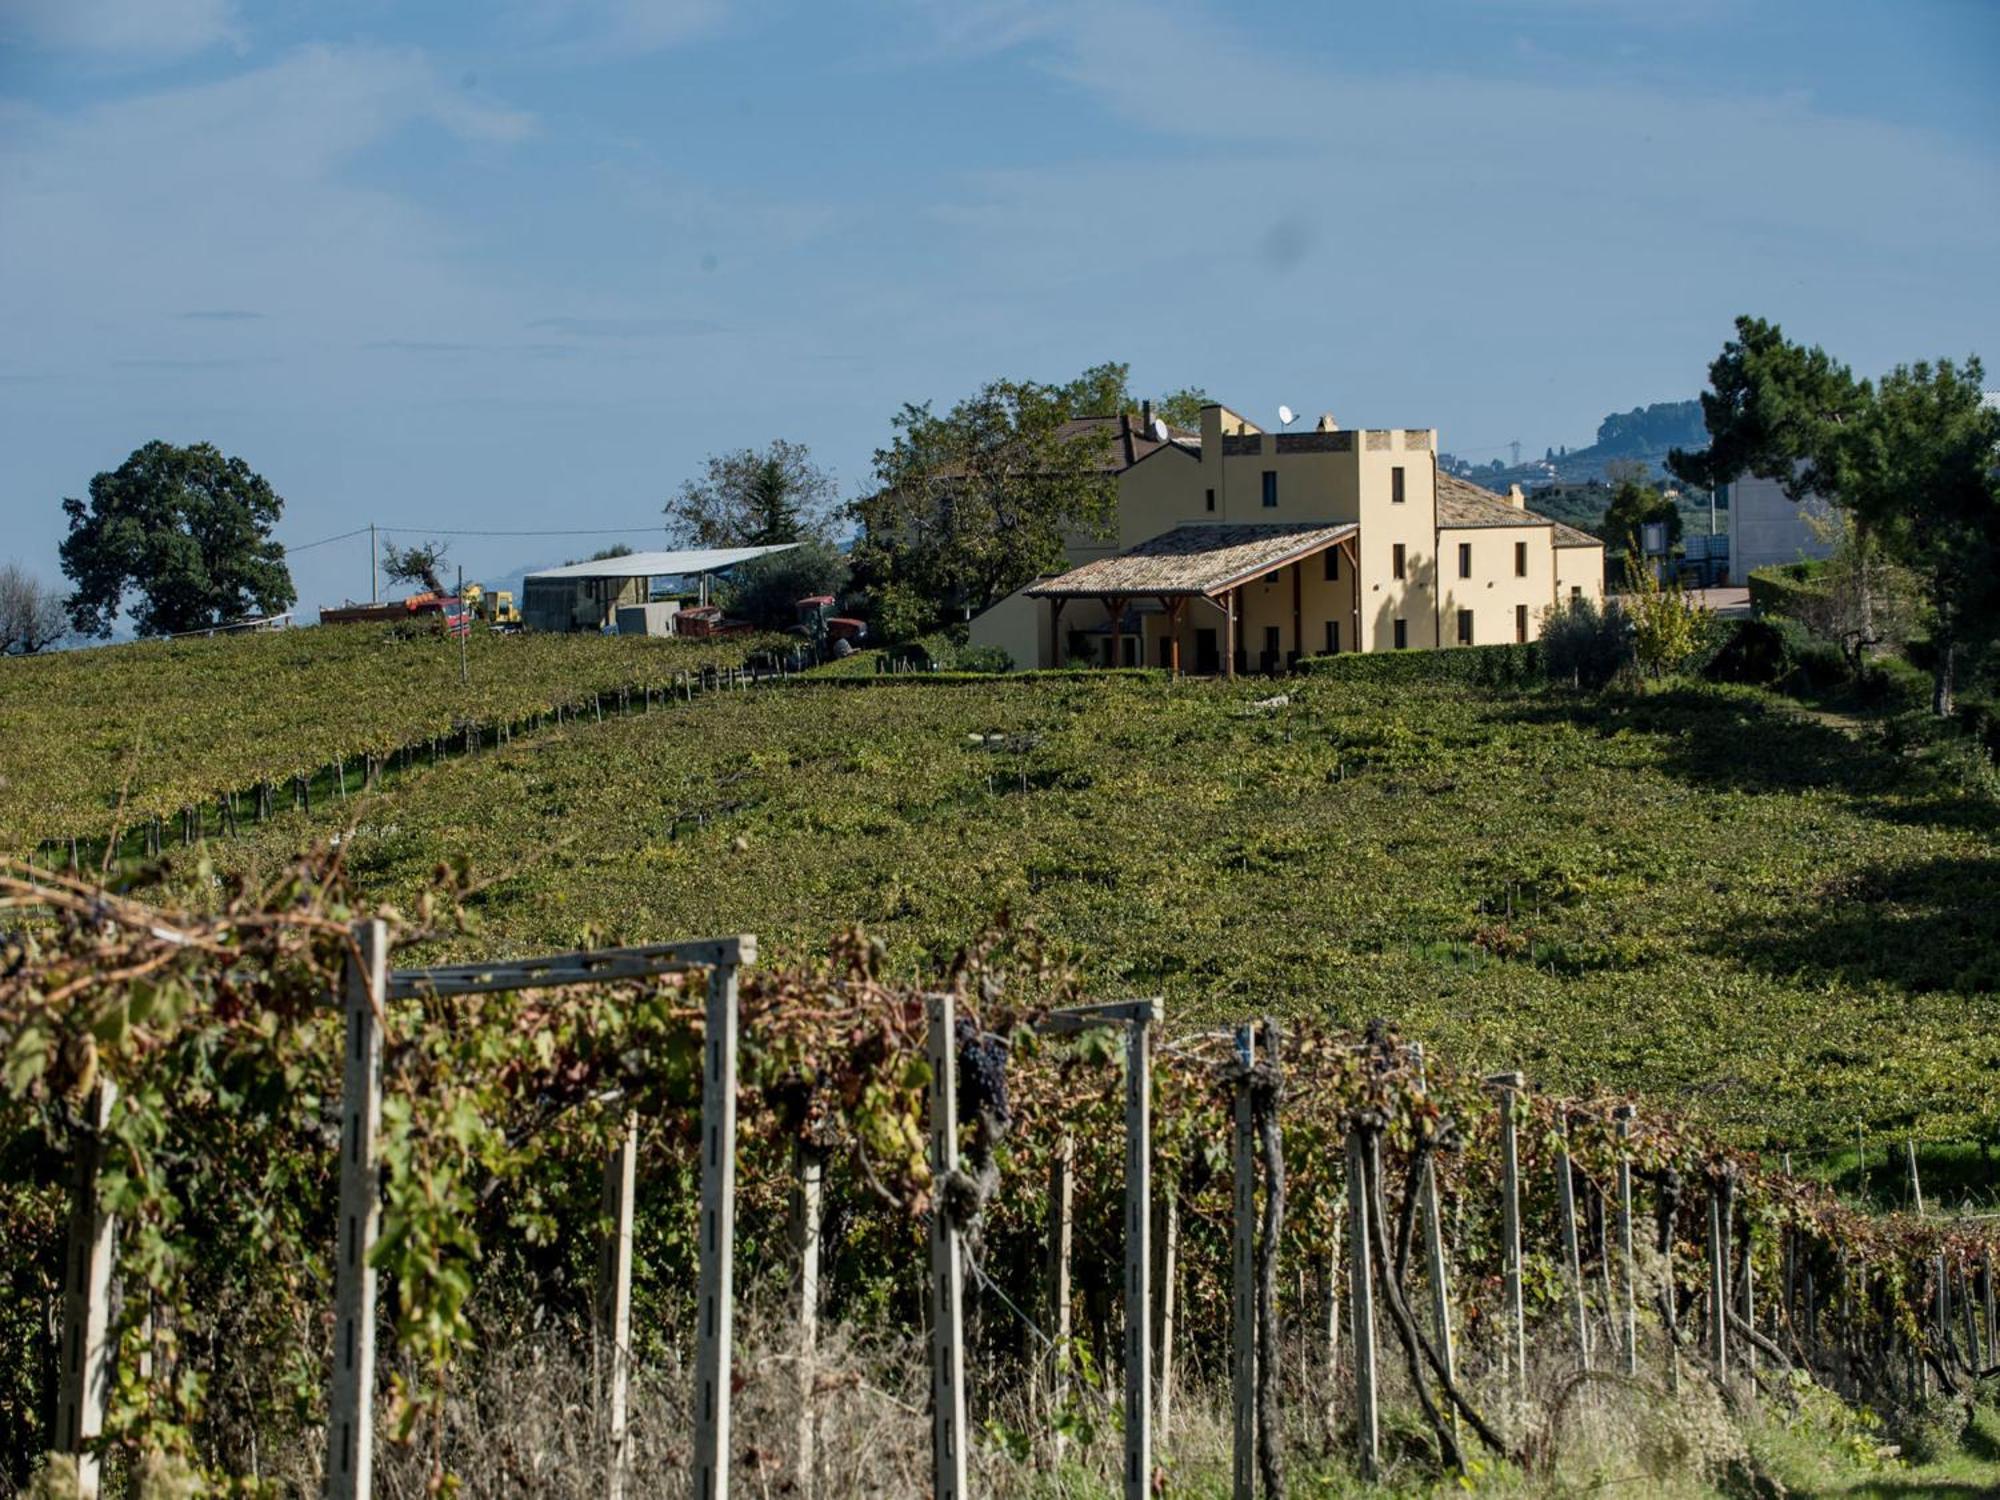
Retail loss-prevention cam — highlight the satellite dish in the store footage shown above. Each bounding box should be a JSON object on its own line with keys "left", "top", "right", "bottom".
{"left": 1277, "top": 404, "right": 1297, "bottom": 428}
{"left": 1150, "top": 417, "right": 1169, "bottom": 442}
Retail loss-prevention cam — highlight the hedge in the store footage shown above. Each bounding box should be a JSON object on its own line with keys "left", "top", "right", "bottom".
{"left": 1294, "top": 642, "right": 1545, "bottom": 689}
{"left": 1747, "top": 560, "right": 1828, "bottom": 620}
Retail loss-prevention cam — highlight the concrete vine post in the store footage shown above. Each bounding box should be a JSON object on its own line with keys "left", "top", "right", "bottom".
{"left": 1487, "top": 1073, "right": 1527, "bottom": 1405}
{"left": 598, "top": 1113, "right": 638, "bottom": 1500}
{"left": 1556, "top": 1117, "right": 1590, "bottom": 1368}
{"left": 1153, "top": 1186, "right": 1177, "bottom": 1447}
{"left": 327, "top": 919, "right": 387, "bottom": 1500}
{"left": 57, "top": 1080, "right": 119, "bottom": 1500}
{"left": 1046, "top": 1132, "right": 1074, "bottom": 1453}
{"left": 926, "top": 991, "right": 968, "bottom": 1500}
{"left": 1707, "top": 1181, "right": 1730, "bottom": 1382}
{"left": 792, "top": 1141, "right": 824, "bottom": 1498}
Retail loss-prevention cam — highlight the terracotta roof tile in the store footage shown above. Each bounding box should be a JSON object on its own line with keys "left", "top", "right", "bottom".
{"left": 1437, "top": 472, "right": 1603, "bottom": 547}
{"left": 1026, "top": 522, "right": 1358, "bottom": 599}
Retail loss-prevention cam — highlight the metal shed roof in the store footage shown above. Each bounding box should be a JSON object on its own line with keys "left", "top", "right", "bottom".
{"left": 524, "top": 544, "right": 798, "bottom": 582}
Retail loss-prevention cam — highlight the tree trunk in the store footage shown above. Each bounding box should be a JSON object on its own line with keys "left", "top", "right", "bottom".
{"left": 1933, "top": 636, "right": 1957, "bottom": 718}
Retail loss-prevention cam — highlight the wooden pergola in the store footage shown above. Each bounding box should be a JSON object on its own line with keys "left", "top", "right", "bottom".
{"left": 1027, "top": 522, "right": 1360, "bottom": 677}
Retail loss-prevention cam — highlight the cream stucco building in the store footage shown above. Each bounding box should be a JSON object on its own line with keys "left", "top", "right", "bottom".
{"left": 970, "top": 402, "right": 1606, "bottom": 674}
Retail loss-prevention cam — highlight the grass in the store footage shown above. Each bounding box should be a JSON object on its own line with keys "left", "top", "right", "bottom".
{"left": 179, "top": 665, "right": 2000, "bottom": 1154}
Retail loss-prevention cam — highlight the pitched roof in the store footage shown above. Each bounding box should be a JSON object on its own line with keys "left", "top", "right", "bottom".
{"left": 1436, "top": 473, "right": 1603, "bottom": 548}
{"left": 1026, "top": 522, "right": 1358, "bottom": 599}
{"left": 1054, "top": 413, "right": 1202, "bottom": 473}
{"left": 524, "top": 544, "right": 798, "bottom": 581}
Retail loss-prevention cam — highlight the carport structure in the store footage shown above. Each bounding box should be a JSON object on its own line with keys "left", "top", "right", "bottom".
{"left": 1026, "top": 521, "right": 1359, "bottom": 677}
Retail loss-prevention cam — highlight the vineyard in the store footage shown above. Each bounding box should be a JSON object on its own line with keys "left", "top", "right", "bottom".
{"left": 182, "top": 667, "right": 2000, "bottom": 1156}
{"left": 0, "top": 626, "right": 783, "bottom": 853}
{"left": 3, "top": 856, "right": 1998, "bottom": 1498}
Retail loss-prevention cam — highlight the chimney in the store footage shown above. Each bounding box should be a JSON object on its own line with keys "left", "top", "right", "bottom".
{"left": 1508, "top": 483, "right": 1526, "bottom": 509}
{"left": 1141, "top": 399, "right": 1154, "bottom": 433}
{"left": 1315, "top": 413, "right": 1339, "bottom": 432}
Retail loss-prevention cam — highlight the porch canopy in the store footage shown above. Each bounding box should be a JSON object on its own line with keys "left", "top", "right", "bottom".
{"left": 1026, "top": 521, "right": 1358, "bottom": 675}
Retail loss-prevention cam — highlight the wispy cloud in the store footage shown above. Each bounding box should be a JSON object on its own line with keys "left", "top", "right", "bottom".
{"left": 1, "top": 0, "right": 239, "bottom": 58}
{"left": 0, "top": 45, "right": 537, "bottom": 367}
{"left": 530, "top": 314, "right": 726, "bottom": 338}
{"left": 507, "top": 0, "right": 728, "bottom": 60}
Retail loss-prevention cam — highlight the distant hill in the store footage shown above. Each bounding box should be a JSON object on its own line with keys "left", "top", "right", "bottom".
{"left": 1445, "top": 399, "right": 1709, "bottom": 493}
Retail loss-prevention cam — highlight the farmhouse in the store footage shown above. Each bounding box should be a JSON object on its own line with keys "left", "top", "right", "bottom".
{"left": 971, "top": 403, "right": 1605, "bottom": 674}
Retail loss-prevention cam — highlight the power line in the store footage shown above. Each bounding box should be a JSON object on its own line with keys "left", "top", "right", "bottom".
{"left": 286, "top": 526, "right": 372, "bottom": 552}
{"left": 374, "top": 524, "right": 662, "bottom": 538}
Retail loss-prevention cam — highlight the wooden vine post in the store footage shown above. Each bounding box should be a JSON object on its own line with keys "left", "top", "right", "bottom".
{"left": 1487, "top": 1073, "right": 1527, "bottom": 1403}
{"left": 1409, "top": 1044, "right": 1457, "bottom": 1432}
{"left": 57, "top": 1080, "right": 119, "bottom": 1500}
{"left": 327, "top": 919, "right": 387, "bottom": 1500}
{"left": 598, "top": 1113, "right": 638, "bottom": 1500}
{"left": 1344, "top": 1123, "right": 1379, "bottom": 1481}
{"left": 1121, "top": 1003, "right": 1157, "bottom": 1500}
{"left": 927, "top": 990, "right": 969, "bottom": 1500}
{"left": 1707, "top": 1176, "right": 1730, "bottom": 1381}
{"left": 1232, "top": 1025, "right": 1259, "bottom": 1500}
{"left": 1153, "top": 1185, "right": 1178, "bottom": 1446}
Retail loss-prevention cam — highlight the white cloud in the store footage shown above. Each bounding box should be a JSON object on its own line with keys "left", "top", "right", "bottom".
{"left": 0, "top": 46, "right": 535, "bottom": 362}
{"left": 0, "top": 0, "right": 239, "bottom": 58}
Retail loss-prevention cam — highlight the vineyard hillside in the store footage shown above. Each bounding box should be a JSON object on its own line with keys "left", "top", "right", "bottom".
{"left": 181, "top": 666, "right": 2000, "bottom": 1155}
{"left": 0, "top": 625, "right": 778, "bottom": 848}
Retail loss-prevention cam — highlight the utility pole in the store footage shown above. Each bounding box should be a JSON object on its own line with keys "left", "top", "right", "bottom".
{"left": 456, "top": 564, "right": 468, "bottom": 686}
{"left": 370, "top": 523, "right": 378, "bottom": 603}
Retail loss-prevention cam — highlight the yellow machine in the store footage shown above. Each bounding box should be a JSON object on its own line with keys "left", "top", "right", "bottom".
{"left": 460, "top": 583, "right": 520, "bottom": 628}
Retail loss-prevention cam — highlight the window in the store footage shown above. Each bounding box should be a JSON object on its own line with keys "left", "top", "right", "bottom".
{"left": 1457, "top": 542, "right": 1472, "bottom": 579}
{"left": 1515, "top": 540, "right": 1528, "bottom": 577}
{"left": 1393, "top": 618, "right": 1408, "bottom": 650}
{"left": 1323, "top": 548, "right": 1340, "bottom": 582}
{"left": 1391, "top": 466, "right": 1406, "bottom": 504}
{"left": 1263, "top": 571, "right": 1279, "bottom": 586}
{"left": 1325, "top": 619, "right": 1341, "bottom": 653}
{"left": 1262, "top": 625, "right": 1281, "bottom": 670}
{"left": 1205, "top": 487, "right": 1216, "bottom": 513}
{"left": 1457, "top": 609, "right": 1474, "bottom": 646}
{"left": 1261, "top": 470, "right": 1278, "bottom": 508}
{"left": 1571, "top": 585, "right": 1582, "bottom": 602}
{"left": 1392, "top": 543, "right": 1406, "bottom": 580}
{"left": 1515, "top": 604, "right": 1528, "bottom": 644}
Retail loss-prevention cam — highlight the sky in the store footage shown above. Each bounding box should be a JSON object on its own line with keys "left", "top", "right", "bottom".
{"left": 2, "top": 0, "right": 1997, "bottom": 617}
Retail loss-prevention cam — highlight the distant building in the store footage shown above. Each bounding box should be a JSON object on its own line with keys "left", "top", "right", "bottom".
{"left": 970, "top": 402, "right": 1606, "bottom": 674}
{"left": 520, "top": 545, "right": 796, "bottom": 633}
{"left": 1722, "top": 475, "right": 1836, "bottom": 582}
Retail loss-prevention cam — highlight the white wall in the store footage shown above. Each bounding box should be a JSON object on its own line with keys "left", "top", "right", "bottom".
{"left": 1727, "top": 476, "right": 1836, "bottom": 580}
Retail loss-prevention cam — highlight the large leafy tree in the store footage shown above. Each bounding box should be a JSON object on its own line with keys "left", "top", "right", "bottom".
{"left": 59, "top": 442, "right": 295, "bottom": 638}
{"left": 849, "top": 367, "right": 1127, "bottom": 632}
{"left": 666, "top": 439, "right": 838, "bottom": 548}
{"left": 1671, "top": 317, "right": 2000, "bottom": 714}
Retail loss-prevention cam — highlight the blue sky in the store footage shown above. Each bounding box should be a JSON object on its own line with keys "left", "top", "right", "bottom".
{"left": 3, "top": 0, "right": 1996, "bottom": 615}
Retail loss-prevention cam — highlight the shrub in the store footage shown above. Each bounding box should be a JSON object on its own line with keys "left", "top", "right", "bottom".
{"left": 1293, "top": 641, "right": 1544, "bottom": 689}
{"left": 1888, "top": 1392, "right": 1969, "bottom": 1466}
{"left": 1538, "top": 597, "right": 1632, "bottom": 689}
{"left": 1704, "top": 618, "right": 1797, "bottom": 686}
{"left": 1747, "top": 560, "right": 1828, "bottom": 620}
